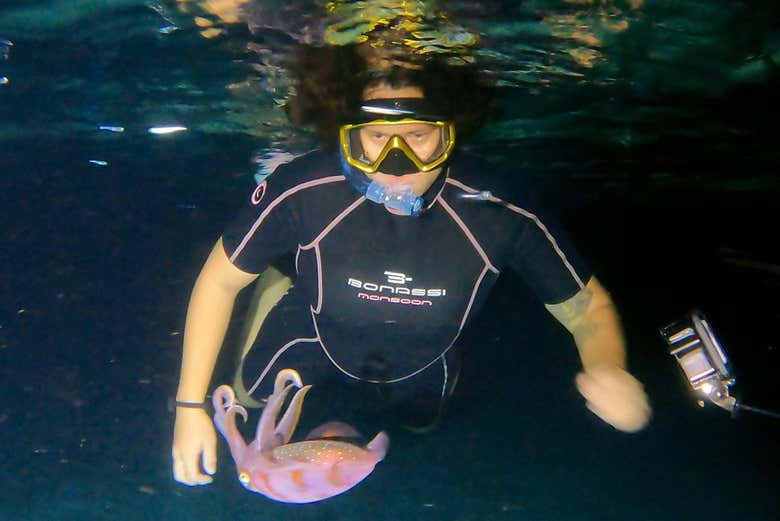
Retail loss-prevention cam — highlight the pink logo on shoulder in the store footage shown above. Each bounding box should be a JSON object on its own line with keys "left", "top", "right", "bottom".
{"left": 251, "top": 181, "right": 268, "bottom": 205}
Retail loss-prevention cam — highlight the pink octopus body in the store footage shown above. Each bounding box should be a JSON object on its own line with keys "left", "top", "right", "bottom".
{"left": 212, "top": 369, "right": 389, "bottom": 503}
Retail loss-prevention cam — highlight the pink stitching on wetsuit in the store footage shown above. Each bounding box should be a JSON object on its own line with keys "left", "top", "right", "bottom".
{"left": 230, "top": 175, "right": 346, "bottom": 263}
{"left": 437, "top": 196, "right": 500, "bottom": 274}
{"left": 298, "top": 196, "right": 366, "bottom": 314}
{"left": 446, "top": 178, "right": 585, "bottom": 289}
{"left": 246, "top": 337, "right": 320, "bottom": 396}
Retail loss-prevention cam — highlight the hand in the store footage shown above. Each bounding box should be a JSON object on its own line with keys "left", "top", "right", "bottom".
{"left": 172, "top": 407, "right": 218, "bottom": 485}
{"left": 575, "top": 365, "right": 651, "bottom": 433}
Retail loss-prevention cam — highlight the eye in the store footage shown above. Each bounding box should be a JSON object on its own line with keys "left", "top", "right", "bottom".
{"left": 407, "top": 130, "right": 431, "bottom": 141}
{"left": 367, "top": 132, "right": 390, "bottom": 142}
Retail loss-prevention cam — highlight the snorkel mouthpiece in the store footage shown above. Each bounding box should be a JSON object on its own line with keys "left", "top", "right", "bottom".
{"left": 339, "top": 150, "right": 423, "bottom": 216}
{"left": 365, "top": 180, "right": 423, "bottom": 216}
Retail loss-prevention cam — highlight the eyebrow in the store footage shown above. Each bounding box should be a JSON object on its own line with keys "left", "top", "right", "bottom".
{"left": 364, "top": 124, "right": 434, "bottom": 132}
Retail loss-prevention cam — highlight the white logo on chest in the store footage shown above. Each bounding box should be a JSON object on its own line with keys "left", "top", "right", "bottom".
{"left": 347, "top": 270, "right": 447, "bottom": 297}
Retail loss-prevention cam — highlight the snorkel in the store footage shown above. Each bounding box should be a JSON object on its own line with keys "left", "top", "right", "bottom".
{"left": 339, "top": 152, "right": 424, "bottom": 216}
{"left": 339, "top": 153, "right": 424, "bottom": 216}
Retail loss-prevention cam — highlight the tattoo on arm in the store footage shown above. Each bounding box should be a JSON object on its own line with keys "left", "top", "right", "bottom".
{"left": 546, "top": 279, "right": 626, "bottom": 366}
{"left": 545, "top": 287, "right": 600, "bottom": 338}
{"left": 555, "top": 288, "right": 593, "bottom": 324}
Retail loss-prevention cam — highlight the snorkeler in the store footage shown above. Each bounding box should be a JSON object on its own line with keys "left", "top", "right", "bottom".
{"left": 172, "top": 46, "right": 651, "bottom": 486}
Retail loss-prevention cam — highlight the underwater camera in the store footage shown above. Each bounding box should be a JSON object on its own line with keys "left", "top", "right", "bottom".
{"left": 660, "top": 310, "right": 779, "bottom": 419}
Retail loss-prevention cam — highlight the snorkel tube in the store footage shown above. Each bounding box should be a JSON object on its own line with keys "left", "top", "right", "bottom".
{"left": 339, "top": 152, "right": 424, "bottom": 216}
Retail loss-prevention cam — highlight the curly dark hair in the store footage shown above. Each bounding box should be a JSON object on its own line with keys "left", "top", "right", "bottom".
{"left": 284, "top": 43, "right": 496, "bottom": 150}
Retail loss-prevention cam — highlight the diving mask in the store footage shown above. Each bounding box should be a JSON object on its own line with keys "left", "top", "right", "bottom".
{"left": 339, "top": 98, "right": 456, "bottom": 177}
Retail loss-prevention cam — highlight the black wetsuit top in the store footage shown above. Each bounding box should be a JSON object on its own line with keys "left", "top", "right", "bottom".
{"left": 222, "top": 150, "right": 591, "bottom": 392}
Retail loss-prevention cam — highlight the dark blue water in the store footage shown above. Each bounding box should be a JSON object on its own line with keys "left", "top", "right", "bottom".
{"left": 1, "top": 1, "right": 779, "bottom": 520}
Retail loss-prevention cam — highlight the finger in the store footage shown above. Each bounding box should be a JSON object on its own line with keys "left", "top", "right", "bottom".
{"left": 586, "top": 390, "right": 652, "bottom": 432}
{"left": 575, "top": 371, "right": 600, "bottom": 402}
{"left": 574, "top": 371, "right": 587, "bottom": 394}
{"left": 584, "top": 398, "right": 631, "bottom": 431}
{"left": 202, "top": 439, "right": 217, "bottom": 475}
{"left": 173, "top": 450, "right": 209, "bottom": 485}
{"left": 173, "top": 452, "right": 188, "bottom": 484}
{"left": 583, "top": 366, "right": 621, "bottom": 389}
{"left": 584, "top": 398, "right": 610, "bottom": 424}
{"left": 183, "top": 450, "right": 213, "bottom": 485}
{"left": 603, "top": 373, "right": 651, "bottom": 413}
{"left": 581, "top": 374, "right": 645, "bottom": 415}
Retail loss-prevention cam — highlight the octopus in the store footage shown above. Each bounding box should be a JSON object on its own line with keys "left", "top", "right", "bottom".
{"left": 212, "top": 369, "right": 389, "bottom": 503}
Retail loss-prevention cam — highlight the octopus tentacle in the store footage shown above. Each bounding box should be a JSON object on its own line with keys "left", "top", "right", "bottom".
{"left": 211, "top": 385, "right": 250, "bottom": 465}
{"left": 212, "top": 385, "right": 235, "bottom": 437}
{"left": 254, "top": 369, "right": 303, "bottom": 449}
{"left": 274, "top": 369, "right": 303, "bottom": 394}
{"left": 256, "top": 382, "right": 298, "bottom": 453}
{"left": 275, "top": 385, "right": 312, "bottom": 444}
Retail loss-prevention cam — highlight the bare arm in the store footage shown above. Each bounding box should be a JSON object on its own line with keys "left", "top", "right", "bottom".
{"left": 546, "top": 276, "right": 651, "bottom": 432}
{"left": 173, "top": 238, "right": 258, "bottom": 485}
{"left": 176, "top": 238, "right": 259, "bottom": 404}
{"left": 545, "top": 276, "right": 626, "bottom": 370}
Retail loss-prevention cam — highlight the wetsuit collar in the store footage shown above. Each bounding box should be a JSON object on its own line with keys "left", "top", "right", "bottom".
{"left": 419, "top": 165, "right": 450, "bottom": 215}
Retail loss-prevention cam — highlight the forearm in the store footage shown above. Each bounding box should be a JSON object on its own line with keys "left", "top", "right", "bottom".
{"left": 547, "top": 277, "right": 650, "bottom": 432}
{"left": 176, "top": 274, "right": 238, "bottom": 403}
{"left": 546, "top": 277, "right": 626, "bottom": 370}
{"left": 571, "top": 294, "right": 626, "bottom": 370}
{"left": 176, "top": 239, "right": 258, "bottom": 403}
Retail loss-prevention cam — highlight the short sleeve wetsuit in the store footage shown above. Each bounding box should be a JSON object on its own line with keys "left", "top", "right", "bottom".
{"left": 222, "top": 150, "right": 591, "bottom": 426}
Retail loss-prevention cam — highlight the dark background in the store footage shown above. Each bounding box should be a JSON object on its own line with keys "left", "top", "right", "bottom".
{"left": 1, "top": 1, "right": 779, "bottom": 519}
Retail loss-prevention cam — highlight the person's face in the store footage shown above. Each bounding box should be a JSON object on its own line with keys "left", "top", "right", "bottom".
{"left": 358, "top": 121, "right": 443, "bottom": 166}
{"left": 360, "top": 84, "right": 443, "bottom": 193}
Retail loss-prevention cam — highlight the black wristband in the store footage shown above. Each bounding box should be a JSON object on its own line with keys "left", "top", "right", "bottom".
{"left": 176, "top": 400, "right": 206, "bottom": 409}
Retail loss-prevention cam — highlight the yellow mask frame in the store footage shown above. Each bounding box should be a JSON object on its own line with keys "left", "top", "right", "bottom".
{"left": 339, "top": 119, "right": 456, "bottom": 174}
